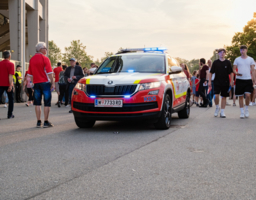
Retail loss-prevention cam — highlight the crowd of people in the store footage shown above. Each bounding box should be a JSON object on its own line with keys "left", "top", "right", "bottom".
{"left": 0, "top": 42, "right": 98, "bottom": 127}
{"left": 0, "top": 43, "right": 256, "bottom": 127}
{"left": 182, "top": 46, "right": 256, "bottom": 118}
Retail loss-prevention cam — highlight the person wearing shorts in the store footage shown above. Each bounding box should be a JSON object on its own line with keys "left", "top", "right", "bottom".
{"left": 232, "top": 45, "right": 256, "bottom": 119}
{"left": 27, "top": 42, "right": 55, "bottom": 128}
{"left": 209, "top": 48, "right": 233, "bottom": 118}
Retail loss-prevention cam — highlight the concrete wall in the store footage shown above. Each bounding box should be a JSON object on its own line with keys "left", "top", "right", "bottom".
{"left": 1, "top": 0, "right": 49, "bottom": 102}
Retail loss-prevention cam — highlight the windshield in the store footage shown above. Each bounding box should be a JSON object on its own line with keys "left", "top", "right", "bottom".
{"left": 96, "top": 54, "right": 166, "bottom": 74}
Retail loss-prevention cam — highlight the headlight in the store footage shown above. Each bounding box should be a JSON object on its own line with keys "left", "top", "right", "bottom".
{"left": 75, "top": 83, "right": 86, "bottom": 92}
{"left": 138, "top": 82, "right": 161, "bottom": 91}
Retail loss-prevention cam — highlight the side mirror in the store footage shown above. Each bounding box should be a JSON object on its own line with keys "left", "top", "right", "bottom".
{"left": 169, "top": 66, "right": 182, "bottom": 74}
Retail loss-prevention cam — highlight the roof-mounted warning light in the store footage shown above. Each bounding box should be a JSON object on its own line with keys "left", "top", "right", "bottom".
{"left": 117, "top": 47, "right": 167, "bottom": 54}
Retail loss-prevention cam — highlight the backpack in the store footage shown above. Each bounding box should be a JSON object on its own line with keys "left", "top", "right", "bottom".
{"left": 59, "top": 71, "right": 66, "bottom": 85}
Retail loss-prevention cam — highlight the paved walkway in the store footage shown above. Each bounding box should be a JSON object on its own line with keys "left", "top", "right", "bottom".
{"left": 0, "top": 94, "right": 256, "bottom": 200}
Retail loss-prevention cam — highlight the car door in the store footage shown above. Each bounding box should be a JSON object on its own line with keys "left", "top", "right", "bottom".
{"left": 167, "top": 57, "right": 186, "bottom": 107}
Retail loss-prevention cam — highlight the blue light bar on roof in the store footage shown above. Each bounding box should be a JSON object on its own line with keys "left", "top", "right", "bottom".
{"left": 120, "top": 47, "right": 167, "bottom": 53}
{"left": 144, "top": 47, "right": 167, "bottom": 52}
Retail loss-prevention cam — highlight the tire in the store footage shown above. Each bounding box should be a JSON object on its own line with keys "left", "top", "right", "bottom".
{"left": 75, "top": 117, "right": 96, "bottom": 128}
{"left": 154, "top": 94, "right": 172, "bottom": 130}
{"left": 178, "top": 92, "right": 190, "bottom": 119}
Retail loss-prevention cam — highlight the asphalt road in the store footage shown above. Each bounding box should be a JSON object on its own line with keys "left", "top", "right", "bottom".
{"left": 0, "top": 94, "right": 256, "bottom": 200}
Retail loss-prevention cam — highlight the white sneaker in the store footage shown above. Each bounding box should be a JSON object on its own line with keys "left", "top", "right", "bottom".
{"left": 4, "top": 104, "right": 7, "bottom": 108}
{"left": 245, "top": 109, "right": 249, "bottom": 118}
{"left": 252, "top": 102, "right": 256, "bottom": 106}
{"left": 240, "top": 113, "right": 245, "bottom": 119}
{"left": 226, "top": 102, "right": 231, "bottom": 106}
{"left": 65, "top": 105, "right": 70, "bottom": 108}
{"left": 214, "top": 108, "right": 220, "bottom": 117}
{"left": 220, "top": 112, "right": 226, "bottom": 118}
{"left": 249, "top": 102, "right": 253, "bottom": 106}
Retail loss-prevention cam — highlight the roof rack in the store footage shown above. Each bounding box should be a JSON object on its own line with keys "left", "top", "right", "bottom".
{"left": 117, "top": 47, "right": 167, "bottom": 54}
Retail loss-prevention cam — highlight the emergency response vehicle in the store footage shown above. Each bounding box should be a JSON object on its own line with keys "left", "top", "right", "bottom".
{"left": 71, "top": 47, "right": 190, "bottom": 129}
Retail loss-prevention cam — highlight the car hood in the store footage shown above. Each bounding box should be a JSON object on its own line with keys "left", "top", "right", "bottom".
{"left": 84, "top": 73, "right": 165, "bottom": 85}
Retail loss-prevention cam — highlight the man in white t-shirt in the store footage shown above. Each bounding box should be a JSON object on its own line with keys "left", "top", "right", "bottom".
{"left": 232, "top": 45, "right": 256, "bottom": 118}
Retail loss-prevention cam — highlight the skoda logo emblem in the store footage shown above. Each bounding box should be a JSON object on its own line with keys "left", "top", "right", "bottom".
{"left": 108, "top": 80, "right": 113, "bottom": 84}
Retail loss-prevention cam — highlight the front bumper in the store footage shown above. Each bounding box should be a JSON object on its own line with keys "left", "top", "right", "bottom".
{"left": 73, "top": 110, "right": 161, "bottom": 121}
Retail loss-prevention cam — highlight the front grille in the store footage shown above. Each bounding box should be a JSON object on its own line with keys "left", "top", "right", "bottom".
{"left": 73, "top": 102, "right": 158, "bottom": 112}
{"left": 86, "top": 85, "right": 137, "bottom": 96}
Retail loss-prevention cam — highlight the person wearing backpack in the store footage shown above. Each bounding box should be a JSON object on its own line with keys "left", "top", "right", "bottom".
{"left": 58, "top": 65, "right": 68, "bottom": 107}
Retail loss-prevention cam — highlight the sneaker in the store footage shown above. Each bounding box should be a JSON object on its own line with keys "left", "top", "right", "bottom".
{"left": 245, "top": 109, "right": 249, "bottom": 118}
{"left": 249, "top": 102, "right": 253, "bottom": 106}
{"left": 8, "top": 115, "right": 15, "bottom": 119}
{"left": 26, "top": 103, "right": 29, "bottom": 107}
{"left": 58, "top": 102, "right": 61, "bottom": 108}
{"left": 69, "top": 110, "right": 73, "bottom": 113}
{"left": 37, "top": 120, "right": 42, "bottom": 128}
{"left": 196, "top": 103, "right": 199, "bottom": 107}
{"left": 233, "top": 103, "right": 236, "bottom": 106}
{"left": 220, "top": 113, "right": 226, "bottom": 118}
{"left": 240, "top": 113, "right": 245, "bottom": 119}
{"left": 252, "top": 102, "right": 256, "bottom": 106}
{"left": 43, "top": 121, "right": 54, "bottom": 128}
{"left": 214, "top": 108, "right": 220, "bottom": 117}
{"left": 4, "top": 104, "right": 7, "bottom": 108}
{"left": 226, "top": 102, "right": 231, "bottom": 106}
{"left": 66, "top": 105, "right": 70, "bottom": 108}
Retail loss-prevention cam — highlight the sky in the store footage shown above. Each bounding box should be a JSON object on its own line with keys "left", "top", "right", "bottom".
{"left": 49, "top": 0, "right": 256, "bottom": 61}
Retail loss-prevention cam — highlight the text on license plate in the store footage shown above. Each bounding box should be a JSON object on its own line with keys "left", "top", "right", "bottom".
{"left": 95, "top": 99, "right": 123, "bottom": 107}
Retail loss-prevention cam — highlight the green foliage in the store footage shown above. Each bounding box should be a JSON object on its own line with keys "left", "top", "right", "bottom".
{"left": 63, "top": 40, "right": 94, "bottom": 68}
{"left": 175, "top": 57, "right": 189, "bottom": 65}
{"left": 188, "top": 59, "right": 200, "bottom": 73}
{"left": 226, "top": 19, "right": 256, "bottom": 63}
{"left": 94, "top": 48, "right": 122, "bottom": 67}
{"left": 48, "top": 40, "right": 62, "bottom": 67}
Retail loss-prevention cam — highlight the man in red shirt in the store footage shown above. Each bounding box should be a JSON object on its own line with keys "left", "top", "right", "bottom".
{"left": 27, "top": 42, "right": 55, "bottom": 128}
{"left": 53, "top": 62, "right": 63, "bottom": 107}
{"left": 198, "top": 58, "right": 209, "bottom": 107}
{"left": 0, "top": 51, "right": 15, "bottom": 119}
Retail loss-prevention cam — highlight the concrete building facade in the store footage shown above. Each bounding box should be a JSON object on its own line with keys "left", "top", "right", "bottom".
{"left": 0, "top": 0, "right": 49, "bottom": 77}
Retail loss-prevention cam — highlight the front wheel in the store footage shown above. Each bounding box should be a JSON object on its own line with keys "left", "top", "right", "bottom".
{"left": 75, "top": 117, "right": 96, "bottom": 128}
{"left": 178, "top": 92, "right": 190, "bottom": 119}
{"left": 154, "top": 94, "right": 172, "bottom": 130}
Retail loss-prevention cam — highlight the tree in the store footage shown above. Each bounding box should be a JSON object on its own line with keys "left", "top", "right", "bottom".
{"left": 188, "top": 59, "right": 200, "bottom": 73}
{"left": 226, "top": 18, "right": 256, "bottom": 63}
{"left": 63, "top": 40, "right": 93, "bottom": 68}
{"left": 48, "top": 40, "right": 62, "bottom": 67}
{"left": 94, "top": 48, "right": 122, "bottom": 66}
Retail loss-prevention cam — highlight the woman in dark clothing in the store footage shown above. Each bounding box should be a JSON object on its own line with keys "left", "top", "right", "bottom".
{"left": 58, "top": 65, "right": 68, "bottom": 107}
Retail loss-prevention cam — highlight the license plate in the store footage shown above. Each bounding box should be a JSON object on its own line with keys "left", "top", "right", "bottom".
{"left": 95, "top": 99, "right": 123, "bottom": 107}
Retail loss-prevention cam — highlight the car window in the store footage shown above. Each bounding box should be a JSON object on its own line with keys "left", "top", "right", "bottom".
{"left": 167, "top": 57, "right": 180, "bottom": 73}
{"left": 96, "top": 55, "right": 166, "bottom": 74}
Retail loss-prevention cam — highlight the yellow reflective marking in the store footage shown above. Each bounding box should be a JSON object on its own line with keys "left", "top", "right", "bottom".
{"left": 86, "top": 79, "right": 90, "bottom": 84}
{"left": 134, "top": 80, "right": 141, "bottom": 84}
{"left": 175, "top": 91, "right": 187, "bottom": 99}
{"left": 171, "top": 80, "right": 187, "bottom": 98}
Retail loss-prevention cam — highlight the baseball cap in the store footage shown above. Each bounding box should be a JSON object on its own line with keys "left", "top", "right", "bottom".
{"left": 69, "top": 58, "right": 76, "bottom": 61}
